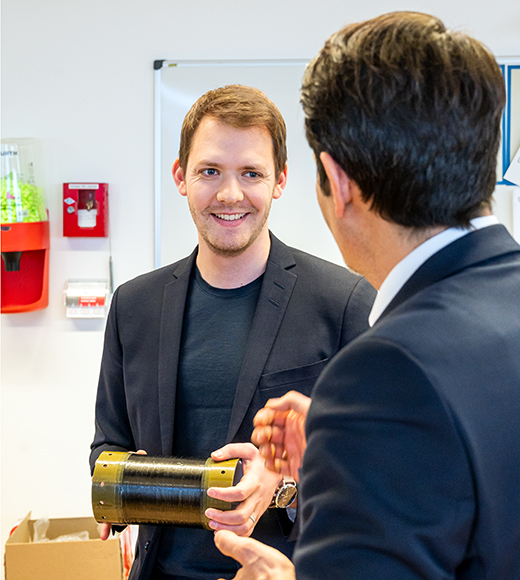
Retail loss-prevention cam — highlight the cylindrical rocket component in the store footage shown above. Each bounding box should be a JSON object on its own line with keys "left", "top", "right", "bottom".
{"left": 92, "top": 451, "right": 243, "bottom": 530}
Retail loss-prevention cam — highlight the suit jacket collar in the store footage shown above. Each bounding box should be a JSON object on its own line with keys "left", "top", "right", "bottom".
{"left": 380, "top": 224, "right": 520, "bottom": 321}
{"left": 227, "top": 233, "right": 298, "bottom": 440}
{"left": 157, "top": 247, "right": 198, "bottom": 454}
{"left": 156, "top": 235, "right": 299, "bottom": 453}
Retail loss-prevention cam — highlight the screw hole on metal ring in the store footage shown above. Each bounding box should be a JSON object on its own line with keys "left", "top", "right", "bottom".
{"left": 103, "top": 464, "right": 108, "bottom": 468}
{"left": 99, "top": 500, "right": 104, "bottom": 505}
{"left": 102, "top": 516, "right": 106, "bottom": 519}
{"left": 100, "top": 481, "right": 105, "bottom": 487}
{"left": 221, "top": 470, "right": 226, "bottom": 475}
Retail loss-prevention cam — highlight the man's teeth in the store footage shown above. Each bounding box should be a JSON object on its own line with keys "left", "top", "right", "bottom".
{"left": 215, "top": 213, "right": 246, "bottom": 221}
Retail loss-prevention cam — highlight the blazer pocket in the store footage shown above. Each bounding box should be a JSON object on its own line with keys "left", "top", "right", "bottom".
{"left": 258, "top": 358, "right": 329, "bottom": 393}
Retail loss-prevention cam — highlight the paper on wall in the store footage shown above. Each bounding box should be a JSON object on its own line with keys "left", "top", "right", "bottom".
{"left": 504, "top": 146, "right": 520, "bottom": 186}
{"left": 512, "top": 188, "right": 520, "bottom": 244}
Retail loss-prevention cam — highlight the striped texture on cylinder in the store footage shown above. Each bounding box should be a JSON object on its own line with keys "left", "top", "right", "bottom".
{"left": 92, "top": 451, "right": 243, "bottom": 530}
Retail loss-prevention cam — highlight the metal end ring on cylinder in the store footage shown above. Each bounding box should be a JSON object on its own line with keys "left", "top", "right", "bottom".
{"left": 92, "top": 451, "right": 243, "bottom": 530}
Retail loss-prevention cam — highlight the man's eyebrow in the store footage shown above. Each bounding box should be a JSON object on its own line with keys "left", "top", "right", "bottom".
{"left": 192, "top": 159, "right": 224, "bottom": 169}
{"left": 192, "top": 160, "right": 268, "bottom": 172}
{"left": 241, "top": 164, "right": 267, "bottom": 172}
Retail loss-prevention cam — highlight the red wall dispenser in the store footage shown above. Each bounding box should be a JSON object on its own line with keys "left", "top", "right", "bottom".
{"left": 63, "top": 183, "right": 108, "bottom": 237}
{"left": 1, "top": 220, "right": 50, "bottom": 312}
{"left": 1, "top": 138, "right": 50, "bottom": 313}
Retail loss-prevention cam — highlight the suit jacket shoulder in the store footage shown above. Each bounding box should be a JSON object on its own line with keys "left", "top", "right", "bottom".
{"left": 113, "top": 248, "right": 196, "bottom": 306}
{"left": 267, "top": 233, "right": 376, "bottom": 346}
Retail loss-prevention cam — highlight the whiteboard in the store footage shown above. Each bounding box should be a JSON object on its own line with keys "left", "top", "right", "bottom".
{"left": 154, "top": 59, "right": 344, "bottom": 269}
{"left": 155, "top": 58, "right": 520, "bottom": 269}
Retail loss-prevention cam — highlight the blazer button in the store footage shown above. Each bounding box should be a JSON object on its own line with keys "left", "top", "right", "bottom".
{"left": 144, "top": 541, "right": 151, "bottom": 551}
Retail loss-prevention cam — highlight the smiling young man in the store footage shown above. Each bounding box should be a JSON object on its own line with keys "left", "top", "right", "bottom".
{"left": 90, "top": 85, "right": 375, "bottom": 580}
{"left": 172, "top": 115, "right": 286, "bottom": 287}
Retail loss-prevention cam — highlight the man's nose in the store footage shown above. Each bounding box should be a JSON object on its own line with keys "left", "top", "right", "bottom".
{"left": 216, "top": 177, "right": 244, "bottom": 204}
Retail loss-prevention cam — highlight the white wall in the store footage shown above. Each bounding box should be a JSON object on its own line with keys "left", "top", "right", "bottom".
{"left": 2, "top": 0, "right": 519, "bottom": 559}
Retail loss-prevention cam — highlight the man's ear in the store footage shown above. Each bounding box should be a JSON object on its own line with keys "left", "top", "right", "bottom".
{"left": 273, "top": 163, "right": 288, "bottom": 200}
{"left": 172, "top": 158, "right": 187, "bottom": 197}
{"left": 319, "top": 152, "right": 353, "bottom": 218}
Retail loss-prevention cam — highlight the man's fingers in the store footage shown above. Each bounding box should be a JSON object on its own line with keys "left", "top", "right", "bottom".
{"left": 207, "top": 482, "right": 249, "bottom": 503}
{"left": 252, "top": 424, "right": 286, "bottom": 447}
{"left": 253, "top": 408, "right": 289, "bottom": 430}
{"left": 253, "top": 407, "right": 277, "bottom": 427}
{"left": 211, "top": 442, "right": 256, "bottom": 462}
{"left": 258, "top": 442, "right": 277, "bottom": 464}
{"left": 214, "top": 530, "right": 296, "bottom": 580}
{"left": 265, "top": 391, "right": 311, "bottom": 415}
{"left": 205, "top": 505, "right": 257, "bottom": 536}
{"left": 251, "top": 425, "right": 273, "bottom": 446}
{"left": 285, "top": 411, "right": 306, "bottom": 453}
{"left": 259, "top": 443, "right": 278, "bottom": 473}
{"left": 214, "top": 530, "right": 257, "bottom": 563}
{"left": 257, "top": 440, "right": 287, "bottom": 461}
{"left": 252, "top": 393, "right": 310, "bottom": 480}
{"left": 99, "top": 523, "right": 112, "bottom": 541}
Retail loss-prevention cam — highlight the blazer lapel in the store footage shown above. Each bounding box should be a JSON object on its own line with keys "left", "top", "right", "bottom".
{"left": 227, "top": 234, "right": 297, "bottom": 441}
{"left": 381, "top": 225, "right": 520, "bottom": 320}
{"left": 157, "top": 249, "right": 197, "bottom": 455}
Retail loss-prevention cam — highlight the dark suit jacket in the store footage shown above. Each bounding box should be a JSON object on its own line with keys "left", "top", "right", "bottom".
{"left": 90, "top": 233, "right": 375, "bottom": 580}
{"left": 295, "top": 225, "right": 520, "bottom": 579}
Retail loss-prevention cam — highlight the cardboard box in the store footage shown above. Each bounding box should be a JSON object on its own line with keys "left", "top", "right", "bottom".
{"left": 4, "top": 513, "right": 123, "bottom": 580}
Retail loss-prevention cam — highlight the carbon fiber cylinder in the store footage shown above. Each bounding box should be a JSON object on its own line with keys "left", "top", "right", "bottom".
{"left": 92, "top": 451, "right": 243, "bottom": 530}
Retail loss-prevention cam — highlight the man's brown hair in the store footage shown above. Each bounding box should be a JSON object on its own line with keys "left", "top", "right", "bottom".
{"left": 178, "top": 84, "right": 287, "bottom": 177}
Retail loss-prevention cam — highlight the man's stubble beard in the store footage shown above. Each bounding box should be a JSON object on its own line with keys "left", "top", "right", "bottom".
{"left": 188, "top": 193, "right": 274, "bottom": 258}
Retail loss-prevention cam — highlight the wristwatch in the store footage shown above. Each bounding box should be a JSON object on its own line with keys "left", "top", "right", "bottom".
{"left": 270, "top": 477, "right": 297, "bottom": 508}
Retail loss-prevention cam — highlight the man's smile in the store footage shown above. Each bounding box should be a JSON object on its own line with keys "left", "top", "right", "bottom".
{"left": 212, "top": 212, "right": 248, "bottom": 221}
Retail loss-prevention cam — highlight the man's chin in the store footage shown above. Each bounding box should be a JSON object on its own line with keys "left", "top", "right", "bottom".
{"left": 206, "top": 241, "right": 252, "bottom": 258}
{"left": 199, "top": 221, "right": 270, "bottom": 259}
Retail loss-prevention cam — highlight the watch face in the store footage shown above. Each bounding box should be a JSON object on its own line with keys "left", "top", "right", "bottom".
{"left": 276, "top": 484, "right": 297, "bottom": 508}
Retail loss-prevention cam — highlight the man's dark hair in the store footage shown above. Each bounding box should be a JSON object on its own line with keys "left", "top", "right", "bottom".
{"left": 179, "top": 84, "right": 287, "bottom": 177}
{"left": 301, "top": 11, "right": 506, "bottom": 228}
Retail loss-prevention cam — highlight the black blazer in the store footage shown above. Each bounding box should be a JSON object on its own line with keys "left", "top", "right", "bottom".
{"left": 90, "top": 233, "right": 375, "bottom": 579}
{"left": 295, "top": 225, "right": 520, "bottom": 579}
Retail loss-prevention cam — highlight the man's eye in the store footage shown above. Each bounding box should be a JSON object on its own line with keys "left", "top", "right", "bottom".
{"left": 245, "top": 171, "right": 261, "bottom": 179}
{"left": 202, "top": 168, "right": 218, "bottom": 176}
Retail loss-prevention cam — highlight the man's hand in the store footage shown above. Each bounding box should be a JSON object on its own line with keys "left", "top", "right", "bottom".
{"left": 214, "top": 530, "right": 296, "bottom": 580}
{"left": 99, "top": 523, "right": 112, "bottom": 541}
{"left": 205, "top": 442, "right": 281, "bottom": 536}
{"left": 252, "top": 391, "right": 311, "bottom": 482}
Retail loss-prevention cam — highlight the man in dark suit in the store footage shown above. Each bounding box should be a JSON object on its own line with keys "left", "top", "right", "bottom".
{"left": 90, "top": 84, "right": 375, "bottom": 580}
{"left": 214, "top": 12, "right": 520, "bottom": 580}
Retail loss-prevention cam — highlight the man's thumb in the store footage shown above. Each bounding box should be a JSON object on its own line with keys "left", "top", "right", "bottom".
{"left": 214, "top": 530, "right": 248, "bottom": 563}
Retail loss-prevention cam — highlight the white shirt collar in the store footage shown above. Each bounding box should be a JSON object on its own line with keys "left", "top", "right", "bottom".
{"left": 368, "top": 215, "right": 500, "bottom": 326}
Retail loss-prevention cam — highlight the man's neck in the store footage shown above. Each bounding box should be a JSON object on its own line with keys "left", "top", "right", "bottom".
{"left": 365, "top": 210, "right": 493, "bottom": 290}
{"left": 364, "top": 222, "right": 448, "bottom": 290}
{"left": 196, "top": 234, "right": 271, "bottom": 289}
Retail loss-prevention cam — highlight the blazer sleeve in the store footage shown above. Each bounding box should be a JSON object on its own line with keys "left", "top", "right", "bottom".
{"left": 294, "top": 338, "right": 474, "bottom": 580}
{"left": 89, "top": 287, "right": 136, "bottom": 473}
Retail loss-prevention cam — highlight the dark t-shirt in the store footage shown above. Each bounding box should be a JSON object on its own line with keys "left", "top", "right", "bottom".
{"left": 156, "top": 266, "right": 263, "bottom": 579}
